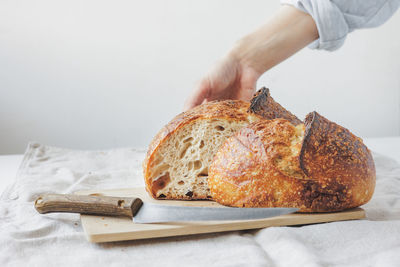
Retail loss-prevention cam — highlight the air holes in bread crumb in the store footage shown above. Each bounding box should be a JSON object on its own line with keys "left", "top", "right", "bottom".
{"left": 178, "top": 180, "right": 184, "bottom": 185}
{"left": 199, "top": 140, "right": 205, "bottom": 149}
{"left": 198, "top": 167, "right": 208, "bottom": 177}
{"left": 215, "top": 126, "right": 225, "bottom": 131}
{"left": 194, "top": 160, "right": 202, "bottom": 170}
{"left": 152, "top": 172, "right": 170, "bottom": 196}
{"left": 180, "top": 142, "right": 191, "bottom": 159}
{"left": 183, "top": 137, "right": 193, "bottom": 143}
{"left": 153, "top": 157, "right": 163, "bottom": 166}
{"left": 188, "top": 161, "right": 194, "bottom": 170}
{"left": 154, "top": 164, "right": 170, "bottom": 176}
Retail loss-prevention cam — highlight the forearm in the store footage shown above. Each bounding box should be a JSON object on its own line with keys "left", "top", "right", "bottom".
{"left": 230, "top": 5, "right": 318, "bottom": 75}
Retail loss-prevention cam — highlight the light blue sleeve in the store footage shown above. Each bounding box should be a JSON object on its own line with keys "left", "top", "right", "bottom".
{"left": 281, "top": 0, "right": 400, "bottom": 51}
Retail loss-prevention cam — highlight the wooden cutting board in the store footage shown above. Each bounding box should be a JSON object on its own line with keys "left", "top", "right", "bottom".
{"left": 77, "top": 187, "right": 365, "bottom": 243}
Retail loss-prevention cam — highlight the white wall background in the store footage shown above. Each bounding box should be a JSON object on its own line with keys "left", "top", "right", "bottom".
{"left": 0, "top": 0, "right": 399, "bottom": 154}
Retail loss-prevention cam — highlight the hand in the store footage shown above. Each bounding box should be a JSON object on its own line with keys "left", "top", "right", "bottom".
{"left": 183, "top": 54, "right": 261, "bottom": 111}
{"left": 183, "top": 5, "right": 318, "bottom": 111}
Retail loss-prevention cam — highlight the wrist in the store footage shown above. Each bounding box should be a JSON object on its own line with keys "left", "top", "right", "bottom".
{"left": 228, "top": 34, "right": 266, "bottom": 75}
{"left": 228, "top": 5, "right": 318, "bottom": 75}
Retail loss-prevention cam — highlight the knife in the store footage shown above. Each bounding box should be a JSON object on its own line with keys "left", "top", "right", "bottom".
{"left": 34, "top": 194, "right": 298, "bottom": 223}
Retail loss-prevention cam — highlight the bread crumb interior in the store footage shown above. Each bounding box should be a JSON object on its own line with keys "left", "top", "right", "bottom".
{"left": 149, "top": 119, "right": 250, "bottom": 198}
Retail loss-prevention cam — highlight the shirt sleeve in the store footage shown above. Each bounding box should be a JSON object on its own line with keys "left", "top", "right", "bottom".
{"left": 281, "top": 0, "right": 400, "bottom": 51}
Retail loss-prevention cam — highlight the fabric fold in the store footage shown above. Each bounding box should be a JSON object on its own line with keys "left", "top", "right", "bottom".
{"left": 282, "top": 0, "right": 400, "bottom": 51}
{"left": 1, "top": 143, "right": 400, "bottom": 267}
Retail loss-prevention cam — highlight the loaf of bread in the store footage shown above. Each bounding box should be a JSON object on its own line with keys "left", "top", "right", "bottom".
{"left": 208, "top": 112, "right": 376, "bottom": 212}
{"left": 144, "top": 87, "right": 376, "bottom": 212}
{"left": 143, "top": 88, "right": 298, "bottom": 200}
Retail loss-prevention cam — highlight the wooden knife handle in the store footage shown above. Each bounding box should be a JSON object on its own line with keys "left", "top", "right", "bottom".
{"left": 34, "top": 194, "right": 143, "bottom": 218}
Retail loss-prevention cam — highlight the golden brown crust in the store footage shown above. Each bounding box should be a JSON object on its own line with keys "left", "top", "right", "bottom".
{"left": 143, "top": 100, "right": 260, "bottom": 200}
{"left": 298, "top": 112, "right": 376, "bottom": 211}
{"left": 208, "top": 113, "right": 376, "bottom": 212}
{"left": 249, "top": 87, "right": 302, "bottom": 125}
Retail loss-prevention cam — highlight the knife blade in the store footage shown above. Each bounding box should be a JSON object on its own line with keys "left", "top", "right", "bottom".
{"left": 133, "top": 202, "right": 298, "bottom": 223}
{"left": 34, "top": 194, "right": 298, "bottom": 223}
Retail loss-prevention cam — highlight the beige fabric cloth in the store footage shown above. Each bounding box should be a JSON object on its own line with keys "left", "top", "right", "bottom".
{"left": 1, "top": 142, "right": 400, "bottom": 267}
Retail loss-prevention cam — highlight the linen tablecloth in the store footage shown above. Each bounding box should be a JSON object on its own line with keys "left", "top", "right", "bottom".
{"left": 1, "top": 142, "right": 400, "bottom": 267}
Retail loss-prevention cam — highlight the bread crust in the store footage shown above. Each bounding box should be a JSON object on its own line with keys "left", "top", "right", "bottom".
{"left": 249, "top": 87, "right": 302, "bottom": 125}
{"left": 143, "top": 100, "right": 260, "bottom": 200}
{"left": 208, "top": 112, "right": 376, "bottom": 212}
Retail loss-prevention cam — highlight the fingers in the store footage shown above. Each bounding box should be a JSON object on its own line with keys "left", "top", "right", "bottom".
{"left": 184, "top": 58, "right": 239, "bottom": 111}
{"left": 183, "top": 79, "right": 211, "bottom": 111}
{"left": 183, "top": 57, "right": 261, "bottom": 111}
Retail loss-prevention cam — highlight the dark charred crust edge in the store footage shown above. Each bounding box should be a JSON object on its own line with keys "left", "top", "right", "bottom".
{"left": 249, "top": 87, "right": 302, "bottom": 125}
{"left": 249, "top": 87, "right": 271, "bottom": 112}
{"left": 300, "top": 180, "right": 347, "bottom": 212}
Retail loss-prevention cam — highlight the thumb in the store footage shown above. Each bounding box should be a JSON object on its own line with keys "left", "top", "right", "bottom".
{"left": 236, "top": 70, "right": 259, "bottom": 101}
{"left": 183, "top": 79, "right": 211, "bottom": 111}
{"left": 237, "top": 86, "right": 256, "bottom": 102}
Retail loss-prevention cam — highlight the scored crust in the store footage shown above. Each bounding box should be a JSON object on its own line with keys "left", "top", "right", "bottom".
{"left": 208, "top": 112, "right": 376, "bottom": 212}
